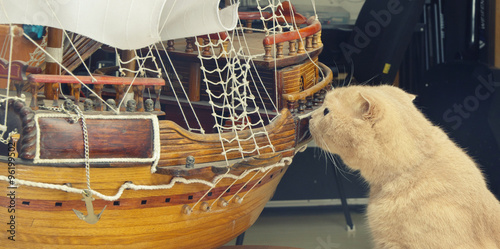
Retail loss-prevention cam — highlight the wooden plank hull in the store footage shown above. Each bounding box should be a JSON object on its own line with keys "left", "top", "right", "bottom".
{"left": 0, "top": 107, "right": 297, "bottom": 248}
{"left": 158, "top": 109, "right": 296, "bottom": 166}
{"left": 0, "top": 163, "right": 289, "bottom": 248}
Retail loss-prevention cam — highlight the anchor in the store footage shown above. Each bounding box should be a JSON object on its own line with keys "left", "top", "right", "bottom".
{"left": 72, "top": 189, "right": 106, "bottom": 224}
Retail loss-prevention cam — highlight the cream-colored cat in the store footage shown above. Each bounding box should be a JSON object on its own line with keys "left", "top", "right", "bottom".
{"left": 309, "top": 85, "right": 500, "bottom": 249}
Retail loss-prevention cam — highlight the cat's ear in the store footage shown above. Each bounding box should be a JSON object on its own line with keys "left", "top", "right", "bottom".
{"left": 358, "top": 92, "right": 381, "bottom": 121}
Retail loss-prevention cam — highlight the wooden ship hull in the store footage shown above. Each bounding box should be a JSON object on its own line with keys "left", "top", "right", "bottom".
{"left": 0, "top": 101, "right": 295, "bottom": 248}
{"left": 0, "top": 2, "right": 333, "bottom": 248}
{"left": 0, "top": 112, "right": 294, "bottom": 248}
{"left": 0, "top": 164, "right": 289, "bottom": 248}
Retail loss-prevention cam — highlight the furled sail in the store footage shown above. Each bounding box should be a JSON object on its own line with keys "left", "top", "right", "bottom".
{"left": 0, "top": 0, "right": 239, "bottom": 50}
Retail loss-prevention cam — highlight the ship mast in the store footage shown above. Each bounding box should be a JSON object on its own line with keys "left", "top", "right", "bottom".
{"left": 119, "top": 50, "right": 137, "bottom": 112}
{"left": 44, "top": 27, "right": 63, "bottom": 106}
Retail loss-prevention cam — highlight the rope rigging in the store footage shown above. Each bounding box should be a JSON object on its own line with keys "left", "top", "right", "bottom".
{"left": 0, "top": 0, "right": 323, "bottom": 212}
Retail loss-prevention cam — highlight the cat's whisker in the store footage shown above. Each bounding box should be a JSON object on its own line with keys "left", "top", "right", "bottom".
{"left": 326, "top": 150, "right": 354, "bottom": 180}
{"left": 331, "top": 153, "right": 355, "bottom": 180}
{"left": 312, "top": 145, "right": 330, "bottom": 175}
{"left": 315, "top": 135, "right": 354, "bottom": 180}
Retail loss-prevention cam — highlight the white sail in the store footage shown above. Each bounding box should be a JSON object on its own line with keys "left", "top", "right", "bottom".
{"left": 0, "top": 0, "right": 238, "bottom": 50}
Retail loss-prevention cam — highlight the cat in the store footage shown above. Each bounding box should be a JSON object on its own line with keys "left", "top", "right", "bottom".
{"left": 309, "top": 84, "right": 500, "bottom": 249}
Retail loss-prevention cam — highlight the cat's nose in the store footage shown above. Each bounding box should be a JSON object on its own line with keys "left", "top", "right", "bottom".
{"left": 323, "top": 108, "right": 329, "bottom": 116}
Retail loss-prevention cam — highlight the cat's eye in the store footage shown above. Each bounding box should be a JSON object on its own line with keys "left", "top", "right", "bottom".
{"left": 323, "top": 108, "right": 329, "bottom": 116}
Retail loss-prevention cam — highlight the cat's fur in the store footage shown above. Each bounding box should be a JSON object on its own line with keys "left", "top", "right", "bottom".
{"left": 309, "top": 85, "right": 500, "bottom": 249}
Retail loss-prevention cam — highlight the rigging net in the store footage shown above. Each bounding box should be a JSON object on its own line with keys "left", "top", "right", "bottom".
{"left": 0, "top": 0, "right": 323, "bottom": 205}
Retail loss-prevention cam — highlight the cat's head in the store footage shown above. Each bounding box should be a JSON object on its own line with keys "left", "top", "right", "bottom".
{"left": 309, "top": 85, "right": 417, "bottom": 171}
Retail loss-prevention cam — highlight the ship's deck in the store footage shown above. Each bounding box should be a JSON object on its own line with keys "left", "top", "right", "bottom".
{"left": 157, "top": 31, "right": 323, "bottom": 69}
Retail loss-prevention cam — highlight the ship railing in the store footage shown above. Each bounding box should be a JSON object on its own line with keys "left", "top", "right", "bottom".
{"left": 238, "top": 0, "right": 308, "bottom": 34}
{"left": 27, "top": 74, "right": 165, "bottom": 112}
{"left": 163, "top": 31, "right": 230, "bottom": 58}
{"left": 238, "top": 11, "right": 273, "bottom": 34}
{"left": 262, "top": 18, "right": 322, "bottom": 61}
{"left": 238, "top": 6, "right": 321, "bottom": 62}
{"left": 281, "top": 62, "right": 332, "bottom": 114}
{"left": 162, "top": 10, "right": 321, "bottom": 62}
{"left": 0, "top": 58, "right": 42, "bottom": 92}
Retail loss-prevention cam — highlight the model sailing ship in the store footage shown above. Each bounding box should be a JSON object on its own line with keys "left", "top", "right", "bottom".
{"left": 0, "top": 0, "right": 332, "bottom": 248}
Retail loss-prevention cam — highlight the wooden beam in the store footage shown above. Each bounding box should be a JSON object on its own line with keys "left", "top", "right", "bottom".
{"left": 119, "top": 50, "right": 136, "bottom": 111}
{"left": 28, "top": 74, "right": 165, "bottom": 86}
{"left": 263, "top": 20, "right": 321, "bottom": 46}
{"left": 188, "top": 62, "right": 201, "bottom": 102}
{"left": 45, "top": 27, "right": 63, "bottom": 106}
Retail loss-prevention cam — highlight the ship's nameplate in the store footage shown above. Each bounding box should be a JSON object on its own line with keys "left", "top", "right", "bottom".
{"left": 33, "top": 113, "right": 160, "bottom": 165}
